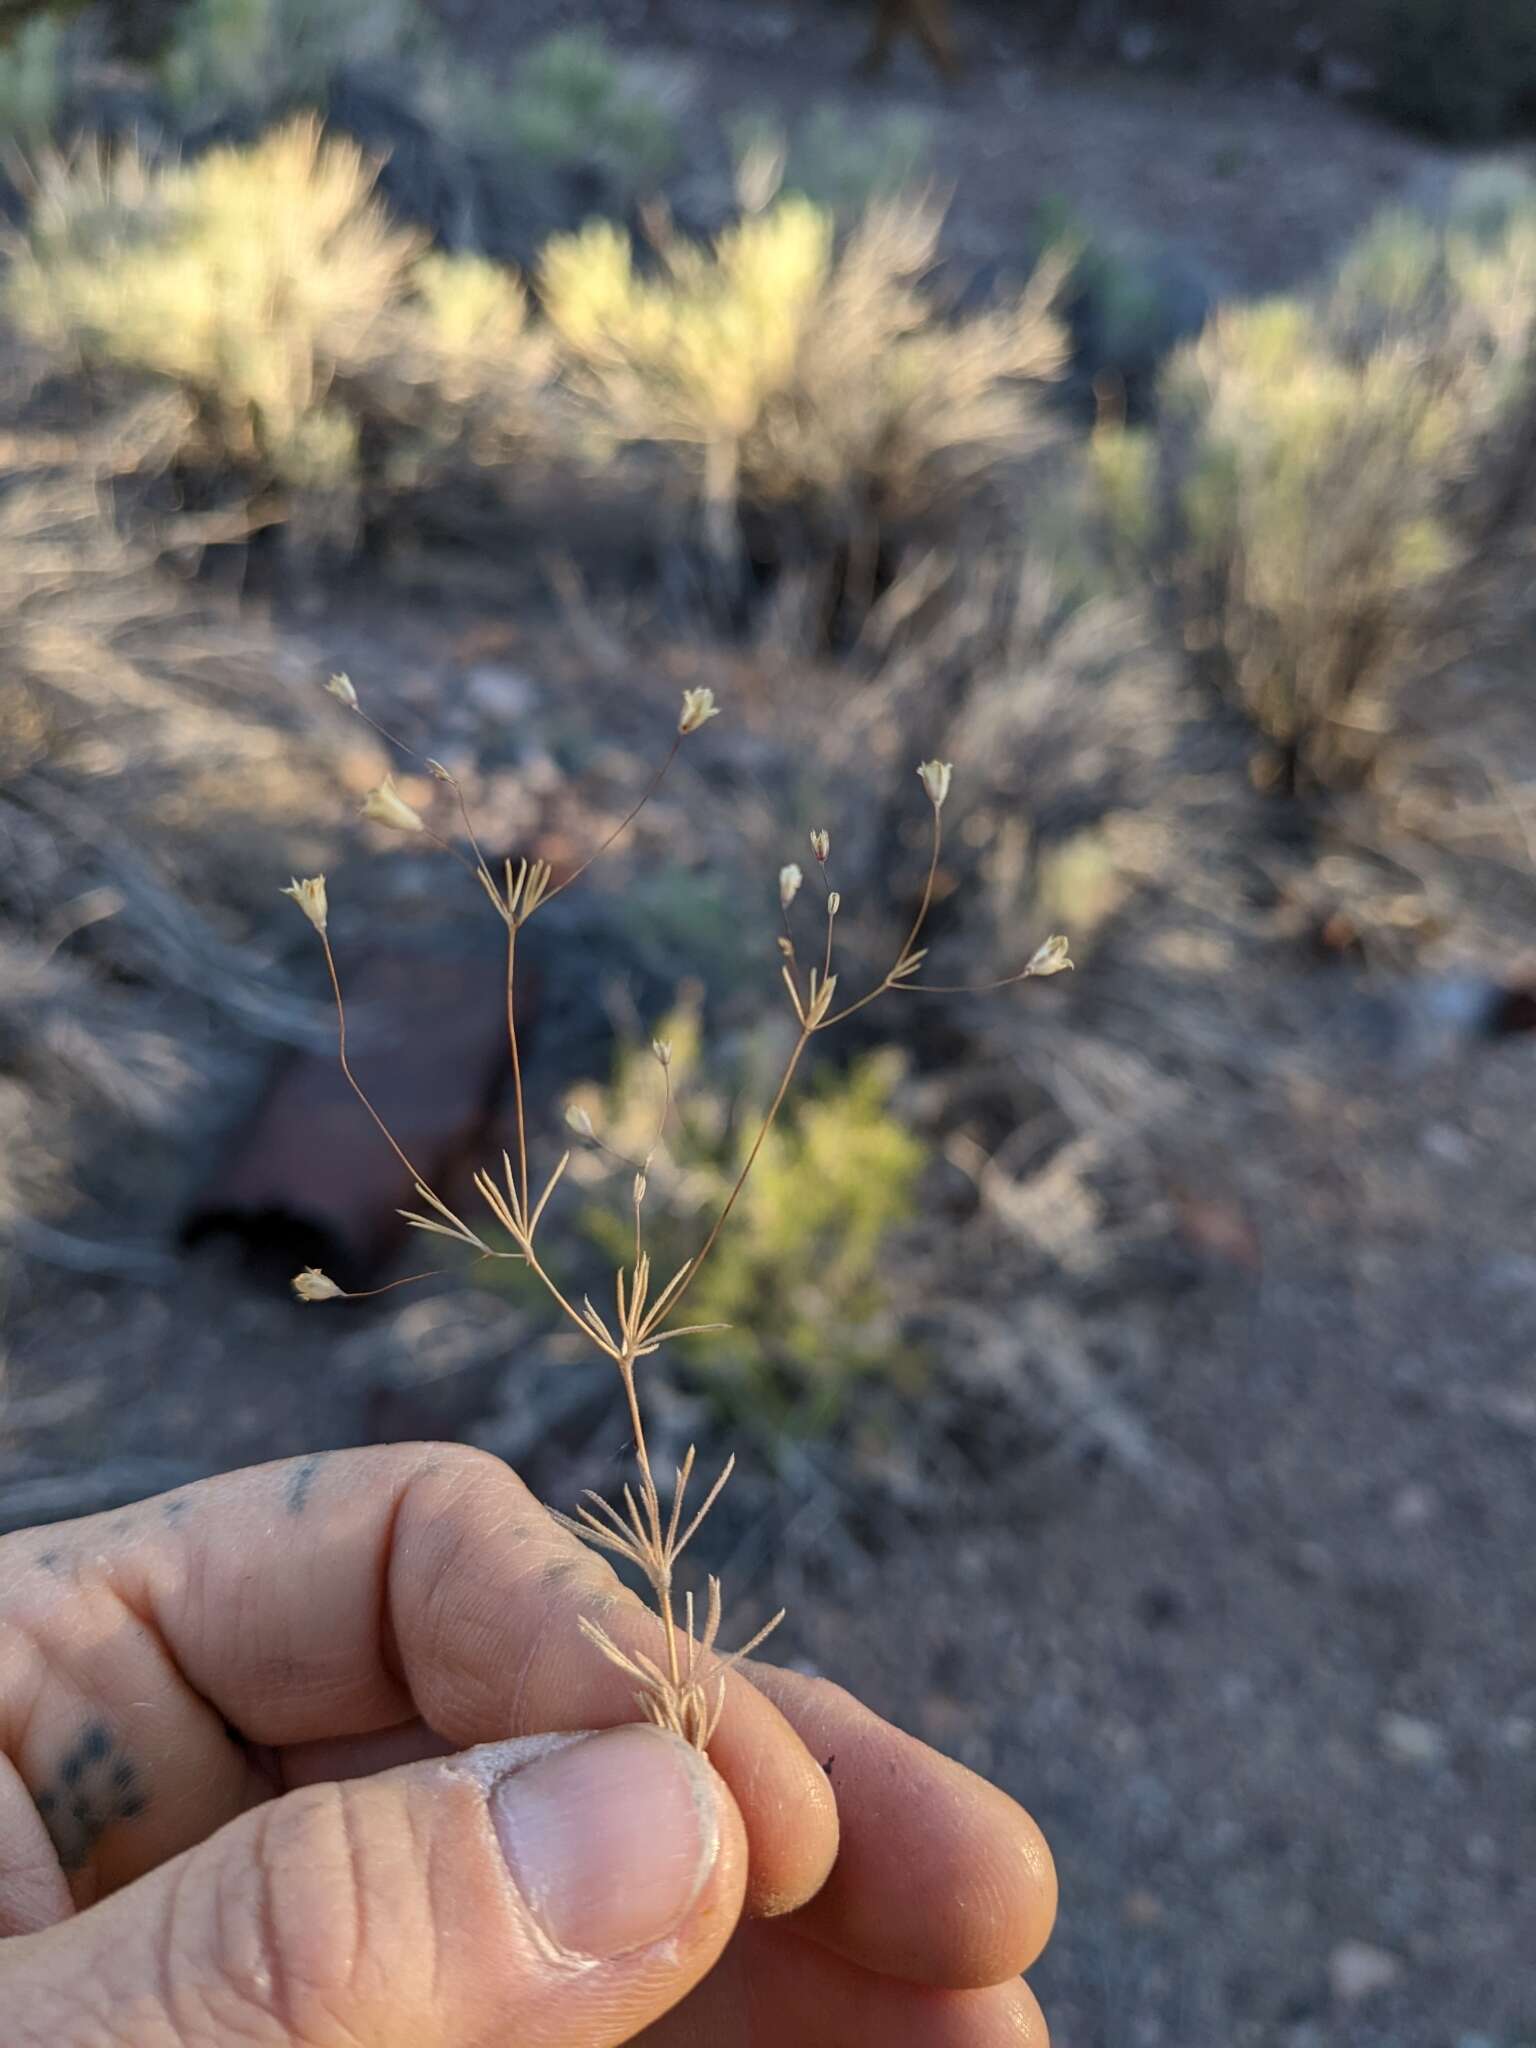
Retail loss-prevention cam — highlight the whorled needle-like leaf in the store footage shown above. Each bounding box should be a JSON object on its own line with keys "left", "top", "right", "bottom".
{"left": 529, "top": 1149, "right": 572, "bottom": 1237}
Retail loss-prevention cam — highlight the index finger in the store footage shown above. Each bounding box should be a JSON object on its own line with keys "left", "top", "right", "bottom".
{"left": 0, "top": 1444, "right": 836, "bottom": 1923}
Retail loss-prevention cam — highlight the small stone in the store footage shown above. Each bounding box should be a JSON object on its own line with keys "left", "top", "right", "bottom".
{"left": 1421, "top": 1123, "right": 1471, "bottom": 1166}
{"left": 1379, "top": 1712, "right": 1446, "bottom": 1767}
{"left": 465, "top": 665, "right": 535, "bottom": 722}
{"left": 1329, "top": 1940, "right": 1403, "bottom": 2004}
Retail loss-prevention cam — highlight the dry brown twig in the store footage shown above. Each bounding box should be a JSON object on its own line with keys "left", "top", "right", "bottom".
{"left": 283, "top": 676, "right": 1071, "bottom": 1748}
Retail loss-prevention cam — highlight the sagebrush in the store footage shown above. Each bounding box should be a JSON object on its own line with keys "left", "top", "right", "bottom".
{"left": 541, "top": 193, "right": 1068, "bottom": 583}
{"left": 1093, "top": 169, "right": 1536, "bottom": 785}
{"left": 6, "top": 120, "right": 1065, "bottom": 600}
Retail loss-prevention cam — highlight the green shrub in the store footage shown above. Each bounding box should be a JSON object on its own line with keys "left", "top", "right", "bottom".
{"left": 1120, "top": 297, "right": 1460, "bottom": 782}
{"left": 571, "top": 1011, "right": 926, "bottom": 1439}
{"left": 540, "top": 192, "right": 1066, "bottom": 578}
{"left": 159, "top": 0, "right": 434, "bottom": 114}
{"left": 468, "top": 29, "right": 678, "bottom": 196}
{"left": 0, "top": 14, "right": 64, "bottom": 144}
{"left": 1328, "top": 173, "right": 1536, "bottom": 521}
{"left": 1088, "top": 416, "right": 1157, "bottom": 564}
{"left": 5, "top": 120, "right": 419, "bottom": 492}
{"left": 730, "top": 103, "right": 932, "bottom": 219}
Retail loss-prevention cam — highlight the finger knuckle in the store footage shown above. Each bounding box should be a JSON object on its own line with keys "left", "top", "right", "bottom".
{"left": 174, "top": 1787, "right": 388, "bottom": 2045}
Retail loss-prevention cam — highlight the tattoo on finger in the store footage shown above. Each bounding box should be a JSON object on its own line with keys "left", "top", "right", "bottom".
{"left": 34, "top": 1720, "right": 147, "bottom": 1872}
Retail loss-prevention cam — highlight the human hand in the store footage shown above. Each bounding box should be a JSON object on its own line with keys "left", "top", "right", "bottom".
{"left": 0, "top": 1444, "right": 1054, "bottom": 2044}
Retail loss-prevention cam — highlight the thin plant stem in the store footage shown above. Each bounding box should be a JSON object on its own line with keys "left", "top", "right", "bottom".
{"left": 320, "top": 932, "right": 426, "bottom": 1184}
{"left": 895, "top": 966, "right": 1046, "bottom": 994}
{"left": 820, "top": 804, "right": 943, "bottom": 1027}
{"left": 506, "top": 920, "right": 530, "bottom": 1221}
{"left": 619, "top": 1353, "right": 680, "bottom": 1690}
{"left": 421, "top": 824, "right": 479, "bottom": 881}
{"left": 541, "top": 737, "right": 682, "bottom": 908}
{"left": 642, "top": 1027, "right": 811, "bottom": 1340}
{"left": 330, "top": 1263, "right": 471, "bottom": 1300}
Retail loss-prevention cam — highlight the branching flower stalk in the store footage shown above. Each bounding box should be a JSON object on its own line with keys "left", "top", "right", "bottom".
{"left": 284, "top": 691, "right": 1070, "bottom": 1749}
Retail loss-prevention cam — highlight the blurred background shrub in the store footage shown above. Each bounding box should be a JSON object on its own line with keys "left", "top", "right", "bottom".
{"left": 568, "top": 1004, "right": 926, "bottom": 1443}
{"left": 541, "top": 193, "right": 1067, "bottom": 602}
{"left": 460, "top": 28, "right": 680, "bottom": 198}
{"left": 1092, "top": 164, "right": 1536, "bottom": 786}
{"left": 158, "top": 0, "right": 436, "bottom": 117}
{"left": 729, "top": 102, "right": 933, "bottom": 220}
{"left": 0, "top": 14, "right": 64, "bottom": 145}
{"left": 4, "top": 121, "right": 417, "bottom": 497}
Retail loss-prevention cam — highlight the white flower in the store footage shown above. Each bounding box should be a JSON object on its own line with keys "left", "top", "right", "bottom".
{"left": 809, "top": 828, "right": 830, "bottom": 862}
{"left": 652, "top": 1039, "right": 672, "bottom": 1068}
{"left": 917, "top": 759, "right": 953, "bottom": 809}
{"left": 360, "top": 775, "right": 424, "bottom": 834}
{"left": 779, "top": 862, "right": 804, "bottom": 909}
{"left": 292, "top": 1267, "right": 344, "bottom": 1302}
{"left": 566, "top": 1104, "right": 595, "bottom": 1139}
{"left": 280, "top": 874, "right": 328, "bottom": 935}
{"left": 678, "top": 687, "right": 720, "bottom": 736}
{"left": 1025, "top": 934, "right": 1074, "bottom": 977}
{"left": 324, "top": 672, "right": 358, "bottom": 709}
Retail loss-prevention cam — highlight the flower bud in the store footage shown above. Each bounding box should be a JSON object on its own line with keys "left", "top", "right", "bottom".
{"left": 827, "top": 890, "right": 841, "bottom": 916}
{"left": 280, "top": 874, "right": 328, "bottom": 936}
{"left": 779, "top": 862, "right": 803, "bottom": 909}
{"left": 360, "top": 775, "right": 425, "bottom": 834}
{"left": 652, "top": 1038, "right": 672, "bottom": 1068}
{"left": 1026, "top": 934, "right": 1074, "bottom": 977}
{"left": 917, "top": 759, "right": 953, "bottom": 809}
{"left": 325, "top": 672, "right": 358, "bottom": 709}
{"left": 809, "top": 828, "right": 830, "bottom": 863}
{"left": 633, "top": 1172, "right": 648, "bottom": 1208}
{"left": 292, "top": 1267, "right": 344, "bottom": 1302}
{"left": 678, "top": 687, "right": 720, "bottom": 736}
{"left": 566, "top": 1103, "right": 596, "bottom": 1139}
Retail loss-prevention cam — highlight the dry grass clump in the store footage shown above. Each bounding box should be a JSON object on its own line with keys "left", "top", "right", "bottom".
{"left": 541, "top": 192, "right": 1068, "bottom": 589}
{"left": 0, "top": 389, "right": 334, "bottom": 1245}
{"left": 1092, "top": 170, "right": 1536, "bottom": 787}
{"left": 289, "top": 675, "right": 1070, "bottom": 1746}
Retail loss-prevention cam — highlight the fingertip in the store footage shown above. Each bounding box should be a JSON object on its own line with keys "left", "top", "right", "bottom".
{"left": 747, "top": 1669, "right": 1056, "bottom": 1988}
{"left": 820, "top": 1745, "right": 1057, "bottom": 1988}
{"left": 707, "top": 1679, "right": 840, "bottom": 1918}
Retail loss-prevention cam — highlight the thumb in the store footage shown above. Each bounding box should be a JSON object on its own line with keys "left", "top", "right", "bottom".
{"left": 4, "top": 1725, "right": 745, "bottom": 2048}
